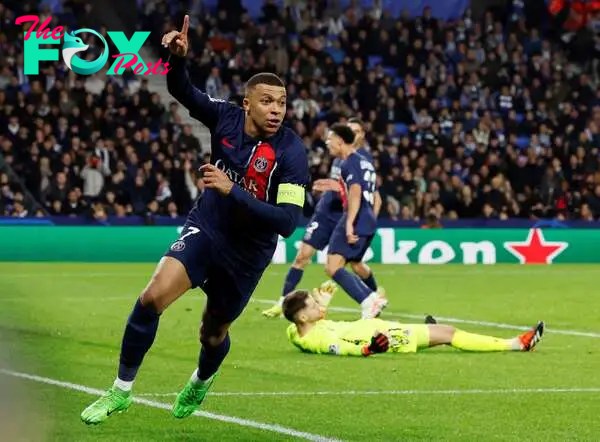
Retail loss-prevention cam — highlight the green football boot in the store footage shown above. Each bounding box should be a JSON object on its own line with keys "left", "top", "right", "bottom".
{"left": 80, "top": 385, "right": 133, "bottom": 425}
{"left": 172, "top": 374, "right": 216, "bottom": 418}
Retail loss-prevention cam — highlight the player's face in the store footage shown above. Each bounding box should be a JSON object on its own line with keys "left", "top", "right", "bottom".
{"left": 244, "top": 84, "right": 286, "bottom": 136}
{"left": 297, "top": 295, "right": 323, "bottom": 324}
{"left": 326, "top": 132, "right": 343, "bottom": 158}
{"left": 348, "top": 122, "right": 364, "bottom": 147}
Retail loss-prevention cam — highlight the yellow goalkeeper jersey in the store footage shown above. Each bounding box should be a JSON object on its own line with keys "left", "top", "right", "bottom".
{"left": 286, "top": 319, "right": 427, "bottom": 356}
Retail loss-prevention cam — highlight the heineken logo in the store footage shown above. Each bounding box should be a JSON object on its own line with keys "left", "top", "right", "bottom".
{"left": 273, "top": 228, "right": 571, "bottom": 265}
{"left": 503, "top": 228, "right": 568, "bottom": 264}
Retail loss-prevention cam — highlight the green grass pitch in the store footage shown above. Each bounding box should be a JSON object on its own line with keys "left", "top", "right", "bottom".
{"left": 1, "top": 263, "right": 599, "bottom": 441}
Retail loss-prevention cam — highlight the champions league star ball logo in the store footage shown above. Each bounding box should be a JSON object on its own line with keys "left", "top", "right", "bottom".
{"left": 62, "top": 29, "right": 109, "bottom": 76}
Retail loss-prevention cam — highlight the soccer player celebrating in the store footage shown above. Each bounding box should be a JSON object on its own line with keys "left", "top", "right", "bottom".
{"left": 80, "top": 15, "right": 308, "bottom": 424}
{"left": 262, "top": 119, "right": 383, "bottom": 318}
{"left": 282, "top": 289, "right": 545, "bottom": 356}
{"left": 321, "top": 124, "right": 387, "bottom": 319}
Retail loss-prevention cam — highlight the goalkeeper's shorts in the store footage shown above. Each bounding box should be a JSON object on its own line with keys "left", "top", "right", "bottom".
{"left": 385, "top": 323, "right": 430, "bottom": 353}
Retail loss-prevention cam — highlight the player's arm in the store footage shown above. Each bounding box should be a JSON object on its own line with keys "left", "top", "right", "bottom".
{"left": 346, "top": 183, "right": 362, "bottom": 229}
{"left": 204, "top": 139, "right": 309, "bottom": 238}
{"left": 373, "top": 190, "right": 382, "bottom": 218}
{"left": 295, "top": 328, "right": 389, "bottom": 357}
{"left": 228, "top": 183, "right": 304, "bottom": 238}
{"left": 163, "top": 15, "right": 225, "bottom": 129}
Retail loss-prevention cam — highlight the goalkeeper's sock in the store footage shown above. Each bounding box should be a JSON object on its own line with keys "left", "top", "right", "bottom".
{"left": 197, "top": 333, "right": 231, "bottom": 381}
{"left": 118, "top": 298, "right": 160, "bottom": 382}
{"left": 332, "top": 268, "right": 370, "bottom": 304}
{"left": 281, "top": 267, "right": 303, "bottom": 298}
{"left": 450, "top": 329, "right": 517, "bottom": 352}
{"left": 361, "top": 272, "right": 378, "bottom": 292}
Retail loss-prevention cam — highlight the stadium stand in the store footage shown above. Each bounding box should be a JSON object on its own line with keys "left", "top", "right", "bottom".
{"left": 2, "top": 0, "right": 600, "bottom": 221}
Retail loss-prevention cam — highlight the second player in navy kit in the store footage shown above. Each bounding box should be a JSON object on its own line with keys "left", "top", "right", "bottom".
{"left": 81, "top": 15, "right": 309, "bottom": 424}
{"left": 324, "top": 124, "right": 388, "bottom": 319}
{"left": 262, "top": 119, "right": 383, "bottom": 318}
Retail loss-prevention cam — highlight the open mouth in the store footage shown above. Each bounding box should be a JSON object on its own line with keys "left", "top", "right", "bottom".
{"left": 266, "top": 119, "right": 281, "bottom": 128}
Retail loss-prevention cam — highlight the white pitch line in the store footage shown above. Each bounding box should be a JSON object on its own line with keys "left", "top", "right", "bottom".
{"left": 251, "top": 299, "right": 600, "bottom": 339}
{"left": 0, "top": 369, "right": 342, "bottom": 442}
{"left": 136, "top": 387, "right": 600, "bottom": 398}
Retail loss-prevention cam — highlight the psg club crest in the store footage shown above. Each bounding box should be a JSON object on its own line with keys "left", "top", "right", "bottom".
{"left": 253, "top": 156, "right": 268, "bottom": 173}
{"left": 170, "top": 240, "right": 186, "bottom": 252}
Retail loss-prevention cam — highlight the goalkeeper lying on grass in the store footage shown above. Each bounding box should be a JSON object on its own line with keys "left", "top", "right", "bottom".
{"left": 284, "top": 283, "right": 544, "bottom": 356}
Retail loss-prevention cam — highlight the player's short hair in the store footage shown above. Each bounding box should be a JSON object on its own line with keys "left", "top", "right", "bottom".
{"left": 282, "top": 290, "right": 310, "bottom": 322}
{"left": 347, "top": 117, "right": 365, "bottom": 131}
{"left": 246, "top": 73, "right": 286, "bottom": 91}
{"left": 329, "top": 123, "right": 356, "bottom": 145}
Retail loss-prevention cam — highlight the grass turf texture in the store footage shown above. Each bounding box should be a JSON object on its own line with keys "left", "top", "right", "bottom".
{"left": 1, "top": 263, "right": 599, "bottom": 441}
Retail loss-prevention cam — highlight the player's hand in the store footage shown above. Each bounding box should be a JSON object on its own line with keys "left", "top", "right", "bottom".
{"left": 200, "top": 164, "right": 234, "bottom": 195}
{"left": 346, "top": 224, "right": 358, "bottom": 244}
{"left": 162, "top": 14, "right": 189, "bottom": 57}
{"left": 313, "top": 179, "right": 340, "bottom": 193}
{"left": 361, "top": 332, "right": 389, "bottom": 356}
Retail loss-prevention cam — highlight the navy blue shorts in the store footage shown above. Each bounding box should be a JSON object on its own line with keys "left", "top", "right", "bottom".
{"left": 303, "top": 211, "right": 341, "bottom": 250}
{"left": 165, "top": 223, "right": 259, "bottom": 323}
{"left": 327, "top": 223, "right": 374, "bottom": 263}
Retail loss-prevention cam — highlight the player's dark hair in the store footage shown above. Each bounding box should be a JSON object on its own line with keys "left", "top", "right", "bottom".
{"left": 246, "top": 72, "right": 285, "bottom": 91}
{"left": 329, "top": 123, "right": 356, "bottom": 145}
{"left": 282, "top": 290, "right": 310, "bottom": 322}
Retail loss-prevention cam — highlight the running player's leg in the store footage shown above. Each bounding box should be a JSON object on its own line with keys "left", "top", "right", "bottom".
{"left": 262, "top": 242, "right": 315, "bottom": 317}
{"left": 426, "top": 323, "right": 544, "bottom": 352}
{"left": 327, "top": 228, "right": 385, "bottom": 318}
{"left": 81, "top": 225, "right": 207, "bottom": 425}
{"left": 173, "top": 264, "right": 255, "bottom": 417}
{"left": 349, "top": 261, "right": 379, "bottom": 292}
{"left": 264, "top": 215, "right": 333, "bottom": 317}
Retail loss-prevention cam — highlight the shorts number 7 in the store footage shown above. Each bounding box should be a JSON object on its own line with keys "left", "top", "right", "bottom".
{"left": 180, "top": 226, "right": 200, "bottom": 241}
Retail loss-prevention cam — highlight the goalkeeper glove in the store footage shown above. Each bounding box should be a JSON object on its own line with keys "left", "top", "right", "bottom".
{"left": 361, "top": 332, "right": 389, "bottom": 356}
{"left": 312, "top": 280, "right": 338, "bottom": 308}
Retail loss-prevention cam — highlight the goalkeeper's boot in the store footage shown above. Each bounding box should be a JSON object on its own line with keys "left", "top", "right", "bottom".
{"left": 261, "top": 300, "right": 283, "bottom": 318}
{"left": 80, "top": 385, "right": 133, "bottom": 425}
{"left": 172, "top": 374, "right": 216, "bottom": 418}
{"left": 424, "top": 315, "right": 437, "bottom": 324}
{"left": 519, "top": 321, "right": 545, "bottom": 351}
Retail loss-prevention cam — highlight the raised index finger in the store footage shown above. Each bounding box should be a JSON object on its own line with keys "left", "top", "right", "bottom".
{"left": 181, "top": 14, "right": 189, "bottom": 36}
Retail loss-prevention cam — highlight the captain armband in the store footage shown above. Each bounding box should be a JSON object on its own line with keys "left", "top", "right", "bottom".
{"left": 276, "top": 183, "right": 305, "bottom": 207}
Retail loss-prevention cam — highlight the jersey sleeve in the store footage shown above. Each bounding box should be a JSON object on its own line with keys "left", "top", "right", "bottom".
{"left": 276, "top": 137, "right": 309, "bottom": 207}
{"left": 287, "top": 324, "right": 365, "bottom": 357}
{"left": 342, "top": 156, "right": 361, "bottom": 188}
{"left": 166, "top": 56, "right": 230, "bottom": 130}
{"left": 228, "top": 139, "right": 308, "bottom": 238}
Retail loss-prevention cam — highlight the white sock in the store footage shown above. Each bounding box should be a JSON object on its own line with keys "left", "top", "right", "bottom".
{"left": 190, "top": 368, "right": 201, "bottom": 384}
{"left": 113, "top": 378, "right": 133, "bottom": 392}
{"left": 360, "top": 292, "right": 377, "bottom": 308}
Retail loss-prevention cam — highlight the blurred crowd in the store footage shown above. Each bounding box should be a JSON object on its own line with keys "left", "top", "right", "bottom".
{"left": 1, "top": 0, "right": 207, "bottom": 221}
{"left": 2, "top": 0, "right": 600, "bottom": 221}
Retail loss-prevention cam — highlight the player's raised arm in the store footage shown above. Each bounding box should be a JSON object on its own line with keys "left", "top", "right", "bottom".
{"left": 163, "top": 15, "right": 225, "bottom": 129}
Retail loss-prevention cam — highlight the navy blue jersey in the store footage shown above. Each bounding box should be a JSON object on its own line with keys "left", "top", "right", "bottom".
{"left": 167, "top": 57, "right": 309, "bottom": 278}
{"left": 339, "top": 151, "right": 377, "bottom": 236}
{"left": 315, "top": 146, "right": 371, "bottom": 218}
{"left": 356, "top": 146, "right": 373, "bottom": 162}
{"left": 315, "top": 157, "right": 344, "bottom": 217}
